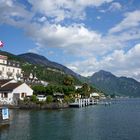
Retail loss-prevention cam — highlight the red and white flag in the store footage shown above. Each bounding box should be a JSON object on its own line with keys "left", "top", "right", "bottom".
{"left": 0, "top": 41, "right": 4, "bottom": 47}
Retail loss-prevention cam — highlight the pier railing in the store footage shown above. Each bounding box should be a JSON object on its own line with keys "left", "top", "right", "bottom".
{"left": 69, "top": 98, "right": 99, "bottom": 107}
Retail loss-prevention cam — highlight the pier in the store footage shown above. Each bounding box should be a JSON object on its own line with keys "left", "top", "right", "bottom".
{"left": 69, "top": 98, "right": 99, "bottom": 107}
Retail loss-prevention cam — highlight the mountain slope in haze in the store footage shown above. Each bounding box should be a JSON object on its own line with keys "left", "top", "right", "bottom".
{"left": 90, "top": 70, "right": 140, "bottom": 97}
{"left": 18, "top": 53, "right": 81, "bottom": 79}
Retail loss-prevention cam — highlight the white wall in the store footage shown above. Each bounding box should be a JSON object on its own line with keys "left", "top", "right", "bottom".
{"left": 0, "top": 83, "right": 33, "bottom": 104}
{"left": 0, "top": 55, "right": 22, "bottom": 80}
{"left": 0, "top": 64, "right": 22, "bottom": 80}
{"left": 0, "top": 65, "right": 7, "bottom": 79}
{"left": 13, "top": 83, "right": 33, "bottom": 100}
{"left": 0, "top": 92, "right": 13, "bottom": 104}
{"left": 7, "top": 66, "right": 22, "bottom": 80}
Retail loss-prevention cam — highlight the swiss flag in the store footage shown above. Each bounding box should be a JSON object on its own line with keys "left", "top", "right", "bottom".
{"left": 0, "top": 41, "right": 4, "bottom": 47}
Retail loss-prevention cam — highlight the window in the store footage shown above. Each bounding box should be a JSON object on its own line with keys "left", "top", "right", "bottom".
{"left": 2, "top": 93, "right": 8, "bottom": 98}
{"left": 13, "top": 69, "right": 15, "bottom": 73}
{"left": 2, "top": 67, "right": 4, "bottom": 71}
{"left": 21, "top": 93, "right": 26, "bottom": 98}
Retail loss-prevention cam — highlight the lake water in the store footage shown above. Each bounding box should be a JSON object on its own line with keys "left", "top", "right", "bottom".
{"left": 0, "top": 98, "right": 140, "bottom": 140}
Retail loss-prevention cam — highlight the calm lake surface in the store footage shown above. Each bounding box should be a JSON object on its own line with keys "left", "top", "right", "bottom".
{"left": 0, "top": 98, "right": 140, "bottom": 140}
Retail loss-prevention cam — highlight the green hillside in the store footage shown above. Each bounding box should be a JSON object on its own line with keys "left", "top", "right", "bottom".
{"left": 0, "top": 51, "right": 81, "bottom": 85}
{"left": 22, "top": 63, "right": 81, "bottom": 85}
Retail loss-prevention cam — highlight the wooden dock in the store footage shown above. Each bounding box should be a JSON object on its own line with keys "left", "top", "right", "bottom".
{"left": 69, "top": 98, "right": 99, "bottom": 108}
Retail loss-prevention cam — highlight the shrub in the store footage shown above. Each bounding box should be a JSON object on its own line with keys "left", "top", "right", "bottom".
{"left": 46, "top": 95, "right": 53, "bottom": 103}
{"left": 30, "top": 95, "right": 38, "bottom": 102}
{"left": 23, "top": 97, "right": 30, "bottom": 103}
{"left": 64, "top": 95, "right": 70, "bottom": 103}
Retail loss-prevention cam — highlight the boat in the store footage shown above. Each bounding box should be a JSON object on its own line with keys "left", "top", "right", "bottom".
{"left": 0, "top": 107, "right": 10, "bottom": 127}
{"left": 69, "top": 102, "right": 80, "bottom": 108}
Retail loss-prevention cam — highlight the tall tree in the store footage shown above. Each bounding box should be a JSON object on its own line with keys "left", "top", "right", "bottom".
{"left": 81, "top": 83, "right": 90, "bottom": 97}
{"left": 63, "top": 75, "right": 74, "bottom": 86}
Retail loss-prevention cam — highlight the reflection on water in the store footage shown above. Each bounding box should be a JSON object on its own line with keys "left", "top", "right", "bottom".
{"left": 0, "top": 98, "right": 140, "bottom": 140}
{"left": 0, "top": 110, "right": 31, "bottom": 140}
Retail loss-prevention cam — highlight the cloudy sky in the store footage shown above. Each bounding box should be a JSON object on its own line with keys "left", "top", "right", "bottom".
{"left": 0, "top": 0, "right": 140, "bottom": 81}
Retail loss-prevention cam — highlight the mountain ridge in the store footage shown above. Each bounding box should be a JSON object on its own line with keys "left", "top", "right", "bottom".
{"left": 18, "top": 52, "right": 82, "bottom": 79}
{"left": 89, "top": 70, "right": 140, "bottom": 97}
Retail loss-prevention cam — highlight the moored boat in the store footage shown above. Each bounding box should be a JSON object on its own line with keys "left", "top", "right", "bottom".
{"left": 69, "top": 102, "right": 80, "bottom": 107}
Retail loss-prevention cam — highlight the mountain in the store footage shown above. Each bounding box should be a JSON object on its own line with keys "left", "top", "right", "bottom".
{"left": 1, "top": 51, "right": 140, "bottom": 97}
{"left": 89, "top": 70, "right": 140, "bottom": 97}
{"left": 18, "top": 53, "right": 81, "bottom": 79}
{"left": 0, "top": 51, "right": 82, "bottom": 85}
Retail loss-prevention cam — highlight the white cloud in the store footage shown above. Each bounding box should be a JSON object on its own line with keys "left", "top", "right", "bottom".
{"left": 25, "top": 23, "right": 102, "bottom": 56}
{"left": 109, "top": 10, "right": 140, "bottom": 33}
{"left": 67, "top": 44, "right": 140, "bottom": 81}
{"left": 99, "top": 2, "right": 122, "bottom": 13}
{"left": 27, "top": 0, "right": 113, "bottom": 22}
{"left": 108, "top": 2, "right": 122, "bottom": 11}
{"left": 96, "top": 16, "right": 101, "bottom": 20}
{"left": 0, "top": 0, "right": 13, "bottom": 7}
{"left": 25, "top": 22, "right": 140, "bottom": 59}
{"left": 99, "top": 9, "right": 106, "bottom": 13}
{"left": 0, "top": 0, "right": 32, "bottom": 26}
{"left": 38, "top": 16, "right": 47, "bottom": 22}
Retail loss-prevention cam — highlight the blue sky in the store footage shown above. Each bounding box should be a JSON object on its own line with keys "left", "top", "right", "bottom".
{"left": 0, "top": 0, "right": 140, "bottom": 81}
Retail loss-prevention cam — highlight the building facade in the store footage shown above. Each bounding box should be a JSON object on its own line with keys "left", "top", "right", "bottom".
{"left": 0, "top": 55, "right": 22, "bottom": 80}
{"left": 0, "top": 79, "right": 33, "bottom": 105}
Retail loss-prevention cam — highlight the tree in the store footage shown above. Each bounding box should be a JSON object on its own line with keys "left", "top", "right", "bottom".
{"left": 81, "top": 83, "right": 90, "bottom": 97}
{"left": 63, "top": 75, "right": 74, "bottom": 86}
{"left": 45, "top": 85, "right": 54, "bottom": 95}
{"left": 32, "top": 85, "right": 46, "bottom": 95}
{"left": 30, "top": 95, "right": 38, "bottom": 102}
{"left": 62, "top": 85, "right": 75, "bottom": 95}
{"left": 64, "top": 95, "right": 70, "bottom": 103}
{"left": 46, "top": 95, "right": 53, "bottom": 103}
{"left": 90, "top": 85, "right": 98, "bottom": 93}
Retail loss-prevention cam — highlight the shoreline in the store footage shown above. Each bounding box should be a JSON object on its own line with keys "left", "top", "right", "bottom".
{"left": 0, "top": 102, "right": 69, "bottom": 110}
{"left": 19, "top": 102, "right": 69, "bottom": 109}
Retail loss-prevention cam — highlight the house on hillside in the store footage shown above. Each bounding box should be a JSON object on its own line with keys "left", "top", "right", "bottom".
{"left": 90, "top": 92, "right": 100, "bottom": 99}
{"left": 0, "top": 55, "right": 22, "bottom": 80}
{"left": 53, "top": 92, "right": 64, "bottom": 103}
{"left": 75, "top": 85, "right": 82, "bottom": 90}
{"left": 0, "top": 79, "right": 33, "bottom": 105}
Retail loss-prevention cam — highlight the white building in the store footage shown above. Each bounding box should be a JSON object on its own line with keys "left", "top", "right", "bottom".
{"left": 0, "top": 79, "right": 33, "bottom": 105}
{"left": 90, "top": 92, "right": 100, "bottom": 99}
{"left": 0, "top": 55, "right": 22, "bottom": 80}
{"left": 75, "top": 85, "right": 82, "bottom": 90}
